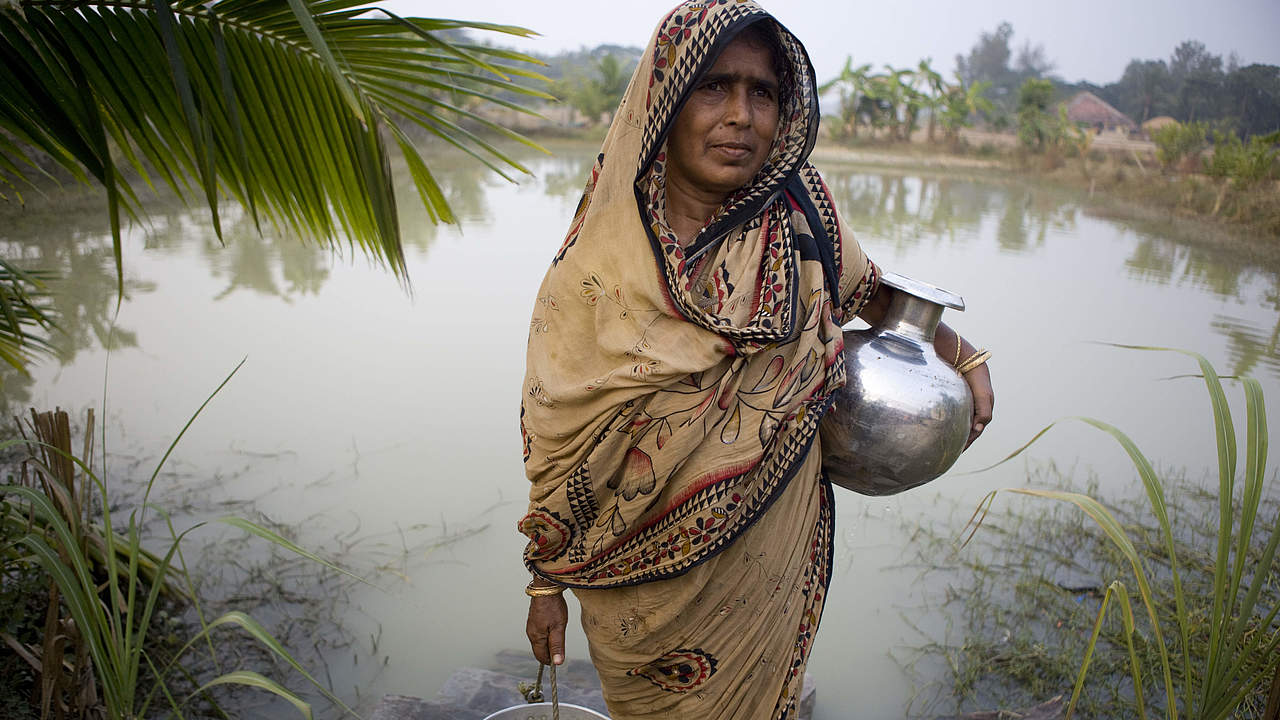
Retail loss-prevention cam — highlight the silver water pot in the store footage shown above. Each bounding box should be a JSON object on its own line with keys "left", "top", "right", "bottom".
{"left": 820, "top": 272, "right": 972, "bottom": 495}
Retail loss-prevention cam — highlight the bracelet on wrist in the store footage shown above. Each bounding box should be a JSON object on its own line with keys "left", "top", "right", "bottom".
{"left": 526, "top": 578, "right": 565, "bottom": 598}
{"left": 956, "top": 349, "right": 991, "bottom": 375}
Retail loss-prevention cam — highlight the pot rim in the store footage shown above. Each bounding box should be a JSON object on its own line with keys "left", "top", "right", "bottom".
{"left": 880, "top": 272, "right": 965, "bottom": 311}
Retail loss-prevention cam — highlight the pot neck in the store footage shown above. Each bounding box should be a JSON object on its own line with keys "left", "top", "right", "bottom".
{"left": 879, "top": 290, "right": 944, "bottom": 343}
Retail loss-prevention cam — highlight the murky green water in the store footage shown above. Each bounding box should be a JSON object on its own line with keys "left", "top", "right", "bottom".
{"left": 3, "top": 140, "right": 1278, "bottom": 718}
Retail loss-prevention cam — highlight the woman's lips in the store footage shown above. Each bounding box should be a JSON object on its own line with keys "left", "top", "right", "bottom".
{"left": 710, "top": 142, "right": 752, "bottom": 160}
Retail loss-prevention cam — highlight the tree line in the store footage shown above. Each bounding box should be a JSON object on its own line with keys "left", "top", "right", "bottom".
{"left": 956, "top": 22, "right": 1279, "bottom": 139}
{"left": 539, "top": 23, "right": 1277, "bottom": 142}
{"left": 1085, "top": 41, "right": 1279, "bottom": 138}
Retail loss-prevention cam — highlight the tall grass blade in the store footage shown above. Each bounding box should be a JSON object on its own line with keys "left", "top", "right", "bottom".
{"left": 1101, "top": 344, "right": 1237, "bottom": 713}
{"left": 190, "top": 670, "right": 313, "bottom": 719}
{"left": 972, "top": 348, "right": 1280, "bottom": 719}
{"left": 1066, "top": 581, "right": 1147, "bottom": 720}
{"left": 174, "top": 611, "right": 354, "bottom": 715}
{"left": 216, "top": 515, "right": 374, "bottom": 588}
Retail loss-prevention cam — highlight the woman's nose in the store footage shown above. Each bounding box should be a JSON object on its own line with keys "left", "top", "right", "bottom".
{"left": 723, "top": 87, "right": 752, "bottom": 126}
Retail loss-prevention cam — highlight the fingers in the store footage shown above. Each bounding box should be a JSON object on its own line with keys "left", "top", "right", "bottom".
{"left": 526, "top": 613, "right": 550, "bottom": 665}
{"left": 526, "top": 595, "right": 568, "bottom": 666}
{"left": 548, "top": 620, "right": 566, "bottom": 666}
{"left": 963, "top": 365, "right": 994, "bottom": 449}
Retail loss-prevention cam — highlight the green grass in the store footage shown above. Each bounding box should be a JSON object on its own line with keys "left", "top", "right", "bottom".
{"left": 0, "top": 362, "right": 368, "bottom": 719}
{"left": 899, "top": 464, "right": 1279, "bottom": 719}
{"left": 939, "top": 348, "right": 1280, "bottom": 719}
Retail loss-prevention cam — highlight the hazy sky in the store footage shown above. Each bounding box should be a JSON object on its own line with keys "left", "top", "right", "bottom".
{"left": 380, "top": 0, "right": 1280, "bottom": 86}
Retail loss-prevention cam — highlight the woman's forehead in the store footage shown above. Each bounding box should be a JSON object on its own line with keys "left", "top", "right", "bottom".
{"left": 703, "top": 36, "right": 780, "bottom": 86}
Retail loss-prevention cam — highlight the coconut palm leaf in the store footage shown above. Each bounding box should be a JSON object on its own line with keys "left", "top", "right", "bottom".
{"left": 0, "top": 258, "right": 57, "bottom": 375}
{"left": 0, "top": 0, "right": 553, "bottom": 300}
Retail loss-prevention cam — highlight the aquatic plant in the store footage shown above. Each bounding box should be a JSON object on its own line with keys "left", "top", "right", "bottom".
{"left": 0, "top": 363, "right": 365, "bottom": 718}
{"left": 964, "top": 348, "right": 1280, "bottom": 719}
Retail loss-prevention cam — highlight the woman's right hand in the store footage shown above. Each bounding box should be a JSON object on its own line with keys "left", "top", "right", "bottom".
{"left": 526, "top": 594, "right": 568, "bottom": 665}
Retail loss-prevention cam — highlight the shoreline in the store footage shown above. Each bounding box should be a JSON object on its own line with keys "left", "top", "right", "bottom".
{"left": 804, "top": 135, "right": 1280, "bottom": 266}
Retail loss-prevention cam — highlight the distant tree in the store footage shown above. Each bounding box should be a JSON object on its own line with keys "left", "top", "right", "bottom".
{"left": 1170, "top": 40, "right": 1225, "bottom": 122}
{"left": 864, "top": 70, "right": 905, "bottom": 139}
{"left": 957, "top": 22, "right": 1054, "bottom": 115}
{"left": 1016, "top": 78, "right": 1058, "bottom": 151}
{"left": 1170, "top": 40, "right": 1220, "bottom": 81}
{"left": 820, "top": 58, "right": 874, "bottom": 139}
{"left": 553, "top": 53, "right": 632, "bottom": 125}
{"left": 1110, "top": 59, "right": 1174, "bottom": 123}
{"left": 939, "top": 75, "right": 995, "bottom": 141}
{"left": 1225, "top": 64, "right": 1280, "bottom": 137}
{"left": 956, "top": 21, "right": 1013, "bottom": 88}
{"left": 1089, "top": 38, "right": 1276, "bottom": 139}
{"left": 1014, "top": 41, "right": 1056, "bottom": 81}
{"left": 914, "top": 59, "right": 947, "bottom": 141}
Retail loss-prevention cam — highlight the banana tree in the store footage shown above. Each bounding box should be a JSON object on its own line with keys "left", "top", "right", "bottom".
{"left": 819, "top": 57, "right": 873, "bottom": 139}
{"left": 914, "top": 58, "right": 946, "bottom": 142}
{"left": 866, "top": 67, "right": 912, "bottom": 141}
{"left": 940, "top": 73, "right": 994, "bottom": 142}
{"left": 0, "top": 0, "right": 552, "bottom": 371}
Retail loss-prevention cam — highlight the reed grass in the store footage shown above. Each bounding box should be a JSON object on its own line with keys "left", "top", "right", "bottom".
{"left": 0, "top": 362, "right": 366, "bottom": 719}
{"left": 960, "top": 348, "right": 1280, "bottom": 719}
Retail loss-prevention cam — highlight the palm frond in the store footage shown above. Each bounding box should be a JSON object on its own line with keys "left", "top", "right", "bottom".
{"left": 1, "top": 0, "right": 550, "bottom": 299}
{"left": 0, "top": 258, "right": 57, "bottom": 375}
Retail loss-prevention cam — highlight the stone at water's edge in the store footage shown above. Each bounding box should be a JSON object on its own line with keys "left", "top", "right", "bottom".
{"left": 933, "top": 696, "right": 1065, "bottom": 720}
{"left": 370, "top": 650, "right": 816, "bottom": 720}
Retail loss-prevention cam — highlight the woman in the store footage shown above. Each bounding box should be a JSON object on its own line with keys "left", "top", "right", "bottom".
{"left": 518, "top": 3, "right": 994, "bottom": 718}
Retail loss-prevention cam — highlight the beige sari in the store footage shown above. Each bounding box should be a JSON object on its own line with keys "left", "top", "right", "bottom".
{"left": 518, "top": 2, "right": 880, "bottom": 717}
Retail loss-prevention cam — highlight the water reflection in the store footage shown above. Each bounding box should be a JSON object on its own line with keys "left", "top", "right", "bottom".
{"left": 202, "top": 227, "right": 332, "bottom": 301}
{"left": 5, "top": 149, "right": 1280, "bottom": 390}
{"left": 822, "top": 171, "right": 1086, "bottom": 255}
{"left": 0, "top": 143, "right": 540, "bottom": 411}
{"left": 539, "top": 151, "right": 599, "bottom": 201}
{"left": 0, "top": 196, "right": 152, "bottom": 408}
{"left": 994, "top": 185, "right": 1077, "bottom": 253}
{"left": 1119, "top": 228, "right": 1280, "bottom": 377}
{"left": 815, "top": 163, "right": 1280, "bottom": 379}
{"left": 824, "top": 174, "right": 985, "bottom": 247}
{"left": 1122, "top": 233, "right": 1264, "bottom": 298}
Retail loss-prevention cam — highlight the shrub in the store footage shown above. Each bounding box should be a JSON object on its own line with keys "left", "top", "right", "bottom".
{"left": 1153, "top": 121, "right": 1208, "bottom": 170}
{"left": 1203, "top": 130, "right": 1278, "bottom": 184}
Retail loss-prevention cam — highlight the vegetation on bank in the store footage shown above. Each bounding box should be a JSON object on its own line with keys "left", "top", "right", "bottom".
{"left": 904, "top": 467, "right": 1280, "bottom": 719}
{"left": 904, "top": 350, "right": 1280, "bottom": 719}
{"left": 807, "top": 22, "right": 1280, "bottom": 238}
{"left": 1, "top": 399, "right": 361, "bottom": 718}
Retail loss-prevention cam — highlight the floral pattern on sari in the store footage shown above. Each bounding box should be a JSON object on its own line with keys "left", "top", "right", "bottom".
{"left": 628, "top": 648, "right": 719, "bottom": 693}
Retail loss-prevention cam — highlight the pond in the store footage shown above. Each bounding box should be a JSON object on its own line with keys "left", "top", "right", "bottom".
{"left": 3, "top": 139, "right": 1278, "bottom": 719}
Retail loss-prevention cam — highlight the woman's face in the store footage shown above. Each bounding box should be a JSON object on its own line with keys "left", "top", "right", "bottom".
{"left": 665, "top": 34, "right": 780, "bottom": 200}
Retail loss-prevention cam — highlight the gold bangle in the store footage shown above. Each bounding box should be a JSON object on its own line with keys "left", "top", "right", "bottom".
{"left": 526, "top": 579, "right": 565, "bottom": 598}
{"left": 956, "top": 349, "right": 991, "bottom": 375}
{"left": 953, "top": 335, "right": 964, "bottom": 366}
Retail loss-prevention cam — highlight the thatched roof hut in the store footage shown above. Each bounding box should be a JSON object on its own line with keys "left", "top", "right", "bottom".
{"left": 1142, "top": 116, "right": 1178, "bottom": 133}
{"left": 1064, "top": 91, "right": 1137, "bottom": 132}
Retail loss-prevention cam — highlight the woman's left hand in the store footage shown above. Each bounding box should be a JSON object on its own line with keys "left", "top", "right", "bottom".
{"left": 963, "top": 362, "right": 994, "bottom": 449}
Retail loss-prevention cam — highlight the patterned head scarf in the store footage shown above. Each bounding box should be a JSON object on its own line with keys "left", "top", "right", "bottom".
{"left": 519, "top": 0, "right": 879, "bottom": 587}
